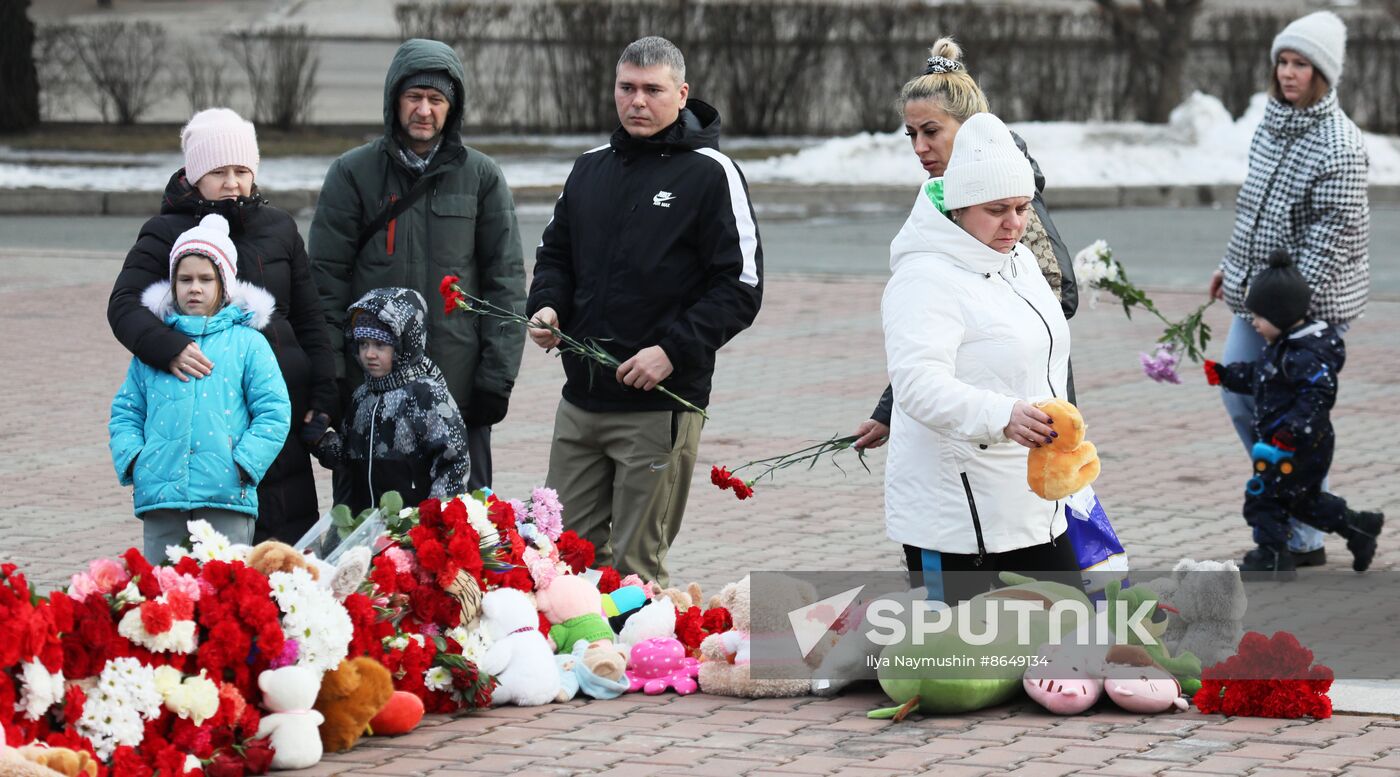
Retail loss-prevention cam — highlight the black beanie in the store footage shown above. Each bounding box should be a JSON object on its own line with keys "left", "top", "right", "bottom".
{"left": 1245, "top": 249, "right": 1312, "bottom": 330}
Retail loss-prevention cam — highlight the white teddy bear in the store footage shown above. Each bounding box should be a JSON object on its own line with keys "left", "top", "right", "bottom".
{"left": 254, "top": 665, "right": 325, "bottom": 770}
{"left": 477, "top": 587, "right": 560, "bottom": 706}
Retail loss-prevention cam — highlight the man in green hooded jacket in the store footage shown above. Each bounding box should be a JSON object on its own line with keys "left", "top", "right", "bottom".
{"left": 309, "top": 39, "right": 525, "bottom": 492}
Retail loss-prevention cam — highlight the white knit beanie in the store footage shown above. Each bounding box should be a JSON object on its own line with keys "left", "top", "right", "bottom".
{"left": 181, "top": 108, "right": 261, "bottom": 185}
{"left": 170, "top": 214, "right": 238, "bottom": 302}
{"left": 941, "top": 113, "right": 1035, "bottom": 211}
{"left": 1271, "top": 11, "right": 1347, "bottom": 87}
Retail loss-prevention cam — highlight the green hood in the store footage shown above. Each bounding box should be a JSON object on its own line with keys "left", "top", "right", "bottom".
{"left": 382, "top": 38, "right": 467, "bottom": 145}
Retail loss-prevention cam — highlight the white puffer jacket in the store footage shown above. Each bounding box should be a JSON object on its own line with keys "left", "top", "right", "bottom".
{"left": 882, "top": 185, "right": 1070, "bottom": 555}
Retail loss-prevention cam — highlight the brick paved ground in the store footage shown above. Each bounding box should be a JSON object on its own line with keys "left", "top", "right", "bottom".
{"left": 2, "top": 247, "right": 1397, "bottom": 776}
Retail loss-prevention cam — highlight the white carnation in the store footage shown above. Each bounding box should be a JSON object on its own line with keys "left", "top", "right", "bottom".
{"left": 17, "top": 661, "right": 64, "bottom": 721}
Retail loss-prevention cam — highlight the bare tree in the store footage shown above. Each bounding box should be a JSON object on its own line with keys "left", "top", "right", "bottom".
{"left": 0, "top": 0, "right": 40, "bottom": 132}
{"left": 176, "top": 44, "right": 235, "bottom": 114}
{"left": 69, "top": 21, "right": 167, "bottom": 124}
{"left": 234, "top": 25, "right": 320, "bottom": 130}
{"left": 1093, "top": 0, "right": 1205, "bottom": 123}
{"left": 31, "top": 24, "right": 85, "bottom": 121}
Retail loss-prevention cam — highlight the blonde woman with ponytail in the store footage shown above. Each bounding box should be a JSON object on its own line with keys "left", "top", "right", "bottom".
{"left": 855, "top": 37, "right": 1079, "bottom": 451}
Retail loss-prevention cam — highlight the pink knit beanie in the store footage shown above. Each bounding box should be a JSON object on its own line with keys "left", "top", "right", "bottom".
{"left": 170, "top": 214, "right": 239, "bottom": 302}
{"left": 181, "top": 108, "right": 260, "bottom": 185}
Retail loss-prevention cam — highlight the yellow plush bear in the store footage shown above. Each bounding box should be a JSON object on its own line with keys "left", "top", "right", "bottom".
{"left": 1026, "top": 398, "right": 1100, "bottom": 500}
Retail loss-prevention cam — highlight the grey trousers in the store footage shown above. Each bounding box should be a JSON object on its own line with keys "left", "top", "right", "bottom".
{"left": 142, "top": 507, "right": 254, "bottom": 563}
{"left": 545, "top": 399, "right": 703, "bottom": 587}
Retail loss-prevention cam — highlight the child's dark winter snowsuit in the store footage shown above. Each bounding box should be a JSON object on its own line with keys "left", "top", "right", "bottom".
{"left": 1214, "top": 321, "right": 1348, "bottom": 546}
{"left": 313, "top": 287, "right": 469, "bottom": 513}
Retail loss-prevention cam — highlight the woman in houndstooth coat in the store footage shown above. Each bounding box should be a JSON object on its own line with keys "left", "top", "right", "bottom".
{"left": 1209, "top": 10, "right": 1370, "bottom": 565}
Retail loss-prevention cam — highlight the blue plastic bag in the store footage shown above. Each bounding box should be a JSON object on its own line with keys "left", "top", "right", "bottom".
{"left": 1063, "top": 486, "right": 1129, "bottom": 595}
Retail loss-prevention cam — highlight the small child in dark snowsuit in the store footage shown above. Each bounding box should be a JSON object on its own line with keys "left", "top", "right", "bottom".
{"left": 1205, "top": 250, "right": 1383, "bottom": 574}
{"left": 311, "top": 287, "right": 470, "bottom": 513}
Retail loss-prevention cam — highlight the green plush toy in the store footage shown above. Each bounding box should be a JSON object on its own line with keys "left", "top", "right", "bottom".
{"left": 1104, "top": 580, "right": 1202, "bottom": 697}
{"left": 869, "top": 572, "right": 1092, "bottom": 720}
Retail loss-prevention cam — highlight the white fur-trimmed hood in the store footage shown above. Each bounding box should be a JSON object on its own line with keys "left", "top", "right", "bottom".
{"left": 141, "top": 279, "right": 276, "bottom": 330}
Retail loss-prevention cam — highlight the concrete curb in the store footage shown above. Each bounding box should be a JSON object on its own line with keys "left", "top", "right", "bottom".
{"left": 4, "top": 184, "right": 1399, "bottom": 217}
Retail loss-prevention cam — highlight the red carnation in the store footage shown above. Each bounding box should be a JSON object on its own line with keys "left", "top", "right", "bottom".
{"left": 675, "top": 606, "right": 706, "bottom": 653}
{"left": 555, "top": 531, "right": 595, "bottom": 574}
{"left": 702, "top": 606, "right": 733, "bottom": 634}
{"left": 487, "top": 498, "right": 516, "bottom": 533}
{"left": 140, "top": 601, "right": 175, "bottom": 635}
{"left": 711, "top": 466, "right": 733, "bottom": 489}
{"left": 731, "top": 479, "right": 755, "bottom": 500}
{"left": 595, "top": 566, "right": 622, "bottom": 594}
{"left": 488, "top": 566, "right": 535, "bottom": 593}
{"left": 241, "top": 737, "right": 274, "bottom": 775}
{"left": 205, "top": 751, "right": 246, "bottom": 777}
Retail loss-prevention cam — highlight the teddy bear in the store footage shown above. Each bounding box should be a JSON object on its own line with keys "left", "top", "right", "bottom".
{"left": 478, "top": 587, "right": 561, "bottom": 706}
{"left": 698, "top": 574, "right": 823, "bottom": 698}
{"left": 534, "top": 575, "right": 628, "bottom": 682}
{"left": 618, "top": 598, "right": 677, "bottom": 648}
{"left": 1026, "top": 398, "right": 1100, "bottom": 500}
{"left": 313, "top": 657, "right": 394, "bottom": 753}
{"left": 246, "top": 541, "right": 320, "bottom": 579}
{"left": 248, "top": 540, "right": 372, "bottom": 603}
{"left": 555, "top": 640, "right": 630, "bottom": 702}
{"left": 255, "top": 665, "right": 325, "bottom": 770}
{"left": 0, "top": 726, "right": 96, "bottom": 777}
{"left": 1146, "top": 559, "right": 1247, "bottom": 669}
{"left": 627, "top": 637, "right": 700, "bottom": 695}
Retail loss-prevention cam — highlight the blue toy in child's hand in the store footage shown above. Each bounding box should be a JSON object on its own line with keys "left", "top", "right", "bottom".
{"left": 1246, "top": 440, "right": 1295, "bottom": 495}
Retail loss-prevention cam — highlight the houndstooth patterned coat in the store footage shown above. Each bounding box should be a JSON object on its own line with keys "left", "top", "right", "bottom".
{"left": 1221, "top": 90, "right": 1370, "bottom": 325}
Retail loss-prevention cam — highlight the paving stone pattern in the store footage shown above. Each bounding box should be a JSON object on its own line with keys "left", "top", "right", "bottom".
{"left": 2, "top": 253, "right": 1396, "bottom": 776}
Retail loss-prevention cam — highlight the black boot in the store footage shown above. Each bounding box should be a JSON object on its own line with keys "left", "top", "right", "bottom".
{"left": 1342, "top": 510, "right": 1384, "bottom": 572}
{"left": 1240, "top": 544, "right": 1296, "bottom": 576}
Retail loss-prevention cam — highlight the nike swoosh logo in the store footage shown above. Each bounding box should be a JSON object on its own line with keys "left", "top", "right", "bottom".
{"left": 648, "top": 462, "right": 670, "bottom": 472}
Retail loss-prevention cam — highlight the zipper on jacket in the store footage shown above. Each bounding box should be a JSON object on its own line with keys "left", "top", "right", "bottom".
{"left": 1006, "top": 281, "right": 1058, "bottom": 399}
{"left": 959, "top": 472, "right": 988, "bottom": 565}
{"left": 367, "top": 394, "right": 382, "bottom": 506}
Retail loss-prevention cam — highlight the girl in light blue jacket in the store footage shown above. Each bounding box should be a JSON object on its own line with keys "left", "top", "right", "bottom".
{"left": 109, "top": 214, "right": 291, "bottom": 561}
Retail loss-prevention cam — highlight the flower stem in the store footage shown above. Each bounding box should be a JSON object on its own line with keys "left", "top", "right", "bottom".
{"left": 444, "top": 282, "right": 709, "bottom": 419}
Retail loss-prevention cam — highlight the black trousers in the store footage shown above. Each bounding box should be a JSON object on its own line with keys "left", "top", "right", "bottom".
{"left": 903, "top": 535, "right": 1081, "bottom": 604}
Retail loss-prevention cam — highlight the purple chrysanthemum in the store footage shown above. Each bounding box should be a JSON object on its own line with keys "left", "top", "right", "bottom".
{"left": 1140, "top": 344, "right": 1182, "bottom": 384}
{"left": 528, "top": 487, "right": 564, "bottom": 541}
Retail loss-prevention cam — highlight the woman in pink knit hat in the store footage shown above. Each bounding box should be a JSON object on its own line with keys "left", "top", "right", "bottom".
{"left": 107, "top": 107, "right": 337, "bottom": 546}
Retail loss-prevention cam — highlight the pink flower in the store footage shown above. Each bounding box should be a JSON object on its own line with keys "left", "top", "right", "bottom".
{"left": 1140, "top": 344, "right": 1183, "bottom": 384}
{"left": 154, "top": 567, "right": 202, "bottom": 601}
{"left": 89, "top": 557, "right": 131, "bottom": 592}
{"left": 507, "top": 499, "right": 527, "bottom": 526}
{"left": 269, "top": 638, "right": 300, "bottom": 668}
{"left": 384, "top": 546, "right": 415, "bottom": 575}
{"left": 529, "top": 487, "right": 564, "bottom": 541}
{"left": 67, "top": 572, "right": 100, "bottom": 603}
{"left": 522, "top": 547, "right": 558, "bottom": 590}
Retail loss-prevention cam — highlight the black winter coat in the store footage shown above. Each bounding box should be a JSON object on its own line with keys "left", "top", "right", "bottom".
{"left": 527, "top": 101, "right": 763, "bottom": 412}
{"left": 108, "top": 171, "right": 337, "bottom": 538}
{"left": 313, "top": 287, "right": 469, "bottom": 514}
{"left": 1215, "top": 320, "right": 1345, "bottom": 451}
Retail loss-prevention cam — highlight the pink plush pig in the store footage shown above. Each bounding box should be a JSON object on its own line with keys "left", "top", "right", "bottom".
{"left": 1023, "top": 644, "right": 1103, "bottom": 715}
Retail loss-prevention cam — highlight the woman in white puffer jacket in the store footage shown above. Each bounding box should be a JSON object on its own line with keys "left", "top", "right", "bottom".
{"left": 882, "top": 113, "right": 1079, "bottom": 604}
